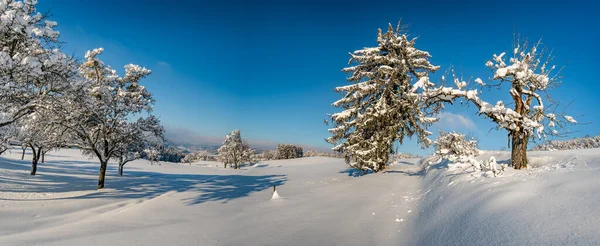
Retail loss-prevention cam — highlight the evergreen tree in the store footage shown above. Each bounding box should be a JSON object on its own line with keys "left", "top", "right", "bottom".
{"left": 327, "top": 22, "right": 439, "bottom": 172}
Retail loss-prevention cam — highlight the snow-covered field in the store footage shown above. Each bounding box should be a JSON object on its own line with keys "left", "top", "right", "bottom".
{"left": 1, "top": 147, "right": 600, "bottom": 245}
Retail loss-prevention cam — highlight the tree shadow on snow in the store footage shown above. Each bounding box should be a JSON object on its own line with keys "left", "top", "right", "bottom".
{"left": 0, "top": 156, "right": 287, "bottom": 205}
{"left": 384, "top": 169, "right": 425, "bottom": 176}
{"left": 339, "top": 168, "right": 372, "bottom": 177}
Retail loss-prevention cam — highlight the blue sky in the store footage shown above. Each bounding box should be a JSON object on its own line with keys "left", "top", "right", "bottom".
{"left": 40, "top": 0, "right": 599, "bottom": 154}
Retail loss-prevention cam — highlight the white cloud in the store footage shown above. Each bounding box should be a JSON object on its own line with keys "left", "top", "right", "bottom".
{"left": 156, "top": 61, "right": 171, "bottom": 70}
{"left": 435, "top": 112, "right": 476, "bottom": 130}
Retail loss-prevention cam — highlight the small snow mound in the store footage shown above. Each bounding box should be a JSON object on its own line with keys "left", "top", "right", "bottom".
{"left": 271, "top": 190, "right": 281, "bottom": 200}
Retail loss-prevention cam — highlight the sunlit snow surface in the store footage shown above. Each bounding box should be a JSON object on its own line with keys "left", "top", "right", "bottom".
{"left": 1, "top": 147, "right": 600, "bottom": 245}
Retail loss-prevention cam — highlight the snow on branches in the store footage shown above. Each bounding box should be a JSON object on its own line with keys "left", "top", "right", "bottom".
{"left": 327, "top": 22, "right": 439, "bottom": 172}
{"left": 424, "top": 39, "right": 576, "bottom": 169}
{"left": 0, "top": 0, "right": 77, "bottom": 127}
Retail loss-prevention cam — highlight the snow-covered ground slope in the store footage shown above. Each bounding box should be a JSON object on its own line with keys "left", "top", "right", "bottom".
{"left": 0, "top": 147, "right": 422, "bottom": 246}
{"left": 2, "top": 147, "right": 600, "bottom": 245}
{"left": 412, "top": 148, "right": 600, "bottom": 245}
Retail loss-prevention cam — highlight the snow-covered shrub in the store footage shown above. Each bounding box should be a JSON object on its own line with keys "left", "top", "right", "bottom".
{"left": 304, "top": 150, "right": 344, "bottom": 158}
{"left": 181, "top": 151, "right": 217, "bottom": 163}
{"left": 432, "top": 131, "right": 507, "bottom": 177}
{"left": 260, "top": 150, "right": 276, "bottom": 160}
{"left": 433, "top": 131, "right": 479, "bottom": 161}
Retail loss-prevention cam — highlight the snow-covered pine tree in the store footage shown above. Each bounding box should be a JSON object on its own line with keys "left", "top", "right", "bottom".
{"left": 0, "top": 0, "right": 77, "bottom": 128}
{"left": 424, "top": 39, "right": 576, "bottom": 169}
{"left": 218, "top": 130, "right": 254, "bottom": 169}
{"left": 327, "top": 22, "right": 439, "bottom": 172}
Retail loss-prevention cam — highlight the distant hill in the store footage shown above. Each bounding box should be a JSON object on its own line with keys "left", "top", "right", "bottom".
{"left": 164, "top": 126, "right": 334, "bottom": 154}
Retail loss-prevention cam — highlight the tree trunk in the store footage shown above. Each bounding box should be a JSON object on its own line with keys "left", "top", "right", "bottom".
{"left": 98, "top": 160, "right": 108, "bottom": 189}
{"left": 224, "top": 162, "right": 227, "bottom": 168}
{"left": 118, "top": 162, "right": 124, "bottom": 176}
{"left": 30, "top": 146, "right": 42, "bottom": 175}
{"left": 30, "top": 158, "right": 38, "bottom": 175}
{"left": 41, "top": 152, "right": 45, "bottom": 163}
{"left": 21, "top": 147, "right": 26, "bottom": 160}
{"left": 511, "top": 132, "right": 529, "bottom": 169}
{"left": 234, "top": 162, "right": 238, "bottom": 169}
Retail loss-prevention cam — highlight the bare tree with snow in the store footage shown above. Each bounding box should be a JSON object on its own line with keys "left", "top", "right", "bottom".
{"left": 218, "top": 129, "right": 255, "bottom": 169}
{"left": 112, "top": 115, "right": 165, "bottom": 176}
{"left": 54, "top": 48, "right": 157, "bottom": 189}
{"left": 13, "top": 111, "right": 68, "bottom": 175}
{"left": 424, "top": 39, "right": 576, "bottom": 169}
{"left": 327, "top": 22, "right": 440, "bottom": 172}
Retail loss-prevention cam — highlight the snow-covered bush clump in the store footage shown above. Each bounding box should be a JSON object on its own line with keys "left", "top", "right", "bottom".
{"left": 433, "top": 131, "right": 479, "bottom": 161}
{"left": 532, "top": 134, "right": 600, "bottom": 151}
{"left": 390, "top": 152, "right": 420, "bottom": 166}
{"left": 432, "top": 131, "right": 506, "bottom": 177}
{"left": 181, "top": 151, "right": 217, "bottom": 163}
{"left": 304, "top": 150, "right": 344, "bottom": 158}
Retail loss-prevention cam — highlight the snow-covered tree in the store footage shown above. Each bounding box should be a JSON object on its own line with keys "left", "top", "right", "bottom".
{"left": 275, "top": 144, "right": 303, "bottom": 159}
{"left": 0, "top": 113, "right": 15, "bottom": 155}
{"left": 327, "top": 22, "right": 440, "bottom": 172}
{"left": 13, "top": 110, "right": 68, "bottom": 175}
{"left": 218, "top": 129, "right": 254, "bottom": 169}
{"left": 0, "top": 0, "right": 77, "bottom": 128}
{"left": 112, "top": 115, "right": 164, "bottom": 176}
{"left": 0, "top": 126, "right": 10, "bottom": 155}
{"left": 260, "top": 149, "right": 276, "bottom": 160}
{"left": 55, "top": 48, "right": 156, "bottom": 189}
{"left": 424, "top": 39, "right": 576, "bottom": 169}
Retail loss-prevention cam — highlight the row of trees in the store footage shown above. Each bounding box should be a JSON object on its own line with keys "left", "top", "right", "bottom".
{"left": 531, "top": 134, "right": 600, "bottom": 151}
{"left": 0, "top": 0, "right": 164, "bottom": 189}
{"left": 181, "top": 150, "right": 217, "bottom": 163}
{"left": 260, "top": 144, "right": 304, "bottom": 160}
{"left": 328, "top": 22, "right": 577, "bottom": 172}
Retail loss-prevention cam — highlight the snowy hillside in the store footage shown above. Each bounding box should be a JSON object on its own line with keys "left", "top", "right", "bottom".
{"left": 413, "top": 148, "right": 600, "bottom": 245}
{"left": 1, "top": 147, "right": 600, "bottom": 245}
